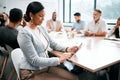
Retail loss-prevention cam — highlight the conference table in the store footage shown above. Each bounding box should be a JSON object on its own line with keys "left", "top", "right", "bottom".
{"left": 49, "top": 31, "right": 120, "bottom": 73}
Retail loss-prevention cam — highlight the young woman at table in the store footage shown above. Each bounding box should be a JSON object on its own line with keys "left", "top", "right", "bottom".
{"left": 17, "top": 1, "right": 79, "bottom": 80}
{"left": 108, "top": 17, "right": 120, "bottom": 38}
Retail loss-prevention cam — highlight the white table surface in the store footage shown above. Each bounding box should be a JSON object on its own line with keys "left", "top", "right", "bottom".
{"left": 49, "top": 31, "right": 120, "bottom": 72}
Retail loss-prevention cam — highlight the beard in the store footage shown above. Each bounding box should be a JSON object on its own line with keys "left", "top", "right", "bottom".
{"left": 77, "top": 20, "right": 80, "bottom": 23}
{"left": 94, "top": 17, "right": 100, "bottom": 23}
{"left": 53, "top": 19, "right": 56, "bottom": 21}
{"left": 52, "top": 17, "right": 56, "bottom": 21}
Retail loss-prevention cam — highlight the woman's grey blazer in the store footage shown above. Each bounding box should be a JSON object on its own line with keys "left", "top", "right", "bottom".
{"left": 17, "top": 26, "right": 67, "bottom": 70}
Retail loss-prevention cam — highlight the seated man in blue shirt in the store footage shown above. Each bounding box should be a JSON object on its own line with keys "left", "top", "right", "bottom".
{"left": 72, "top": 12, "right": 85, "bottom": 34}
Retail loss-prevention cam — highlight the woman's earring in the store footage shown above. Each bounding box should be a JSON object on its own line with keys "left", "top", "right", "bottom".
{"left": 30, "top": 17, "right": 33, "bottom": 24}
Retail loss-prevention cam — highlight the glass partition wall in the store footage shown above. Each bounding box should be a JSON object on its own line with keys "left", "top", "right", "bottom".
{"left": 61, "top": 0, "right": 120, "bottom": 25}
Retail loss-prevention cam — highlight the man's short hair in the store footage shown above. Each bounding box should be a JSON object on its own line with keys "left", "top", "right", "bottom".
{"left": 9, "top": 8, "right": 23, "bottom": 23}
{"left": 74, "top": 12, "right": 81, "bottom": 16}
{"left": 118, "top": 17, "right": 120, "bottom": 20}
{"left": 94, "top": 9, "right": 102, "bottom": 14}
{"left": 53, "top": 12, "right": 56, "bottom": 14}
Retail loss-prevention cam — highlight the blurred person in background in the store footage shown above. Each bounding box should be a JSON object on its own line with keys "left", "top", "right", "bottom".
{"left": 107, "top": 17, "right": 120, "bottom": 38}
{"left": 0, "top": 8, "right": 23, "bottom": 49}
{"left": 84, "top": 9, "right": 106, "bottom": 37}
{"left": 46, "top": 12, "right": 64, "bottom": 33}
{"left": 0, "top": 12, "right": 9, "bottom": 27}
{"left": 72, "top": 12, "right": 85, "bottom": 34}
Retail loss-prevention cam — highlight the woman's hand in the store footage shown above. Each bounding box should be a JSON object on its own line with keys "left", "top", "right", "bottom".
{"left": 66, "top": 46, "right": 79, "bottom": 54}
{"left": 58, "top": 53, "right": 72, "bottom": 63}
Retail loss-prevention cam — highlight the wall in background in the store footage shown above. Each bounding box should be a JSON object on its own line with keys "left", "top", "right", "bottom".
{"left": 0, "top": 0, "right": 59, "bottom": 27}
{"left": 0, "top": 0, "right": 6, "bottom": 12}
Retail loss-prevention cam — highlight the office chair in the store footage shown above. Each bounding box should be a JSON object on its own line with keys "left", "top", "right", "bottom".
{"left": 11, "top": 48, "right": 24, "bottom": 80}
{"left": 0, "top": 46, "right": 9, "bottom": 79}
{"left": 5, "top": 44, "right": 13, "bottom": 54}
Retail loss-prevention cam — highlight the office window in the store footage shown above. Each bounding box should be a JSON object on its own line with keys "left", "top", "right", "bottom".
{"left": 96, "top": 0, "right": 120, "bottom": 23}
{"left": 62, "top": 0, "right": 120, "bottom": 24}
{"left": 64, "top": 0, "right": 70, "bottom": 22}
{"left": 71, "top": 0, "right": 94, "bottom": 23}
{"left": 63, "top": 0, "right": 95, "bottom": 23}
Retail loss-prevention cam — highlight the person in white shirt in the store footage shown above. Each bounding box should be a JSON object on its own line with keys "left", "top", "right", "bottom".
{"left": 46, "top": 12, "right": 63, "bottom": 33}
{"left": 84, "top": 9, "right": 106, "bottom": 37}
